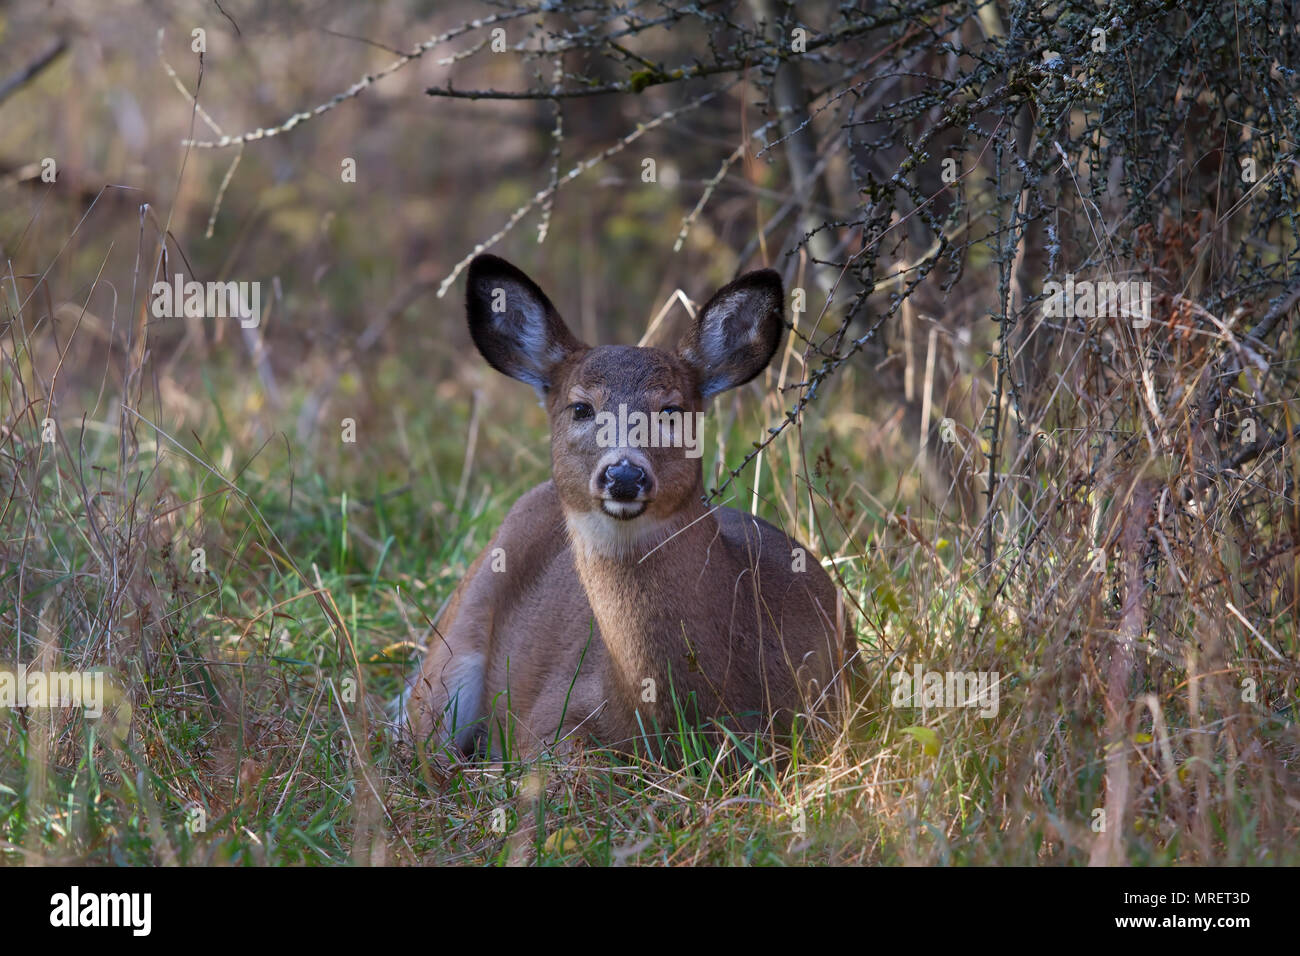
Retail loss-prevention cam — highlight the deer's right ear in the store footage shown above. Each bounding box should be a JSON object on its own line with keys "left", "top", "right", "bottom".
{"left": 466, "top": 255, "right": 583, "bottom": 393}
{"left": 679, "top": 269, "right": 785, "bottom": 399}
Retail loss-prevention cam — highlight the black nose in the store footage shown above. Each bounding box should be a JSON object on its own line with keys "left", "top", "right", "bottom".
{"left": 601, "top": 460, "right": 648, "bottom": 501}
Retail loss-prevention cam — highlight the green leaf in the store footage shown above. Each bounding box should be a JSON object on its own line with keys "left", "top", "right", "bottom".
{"left": 627, "top": 70, "right": 664, "bottom": 94}
{"left": 899, "top": 725, "right": 941, "bottom": 756}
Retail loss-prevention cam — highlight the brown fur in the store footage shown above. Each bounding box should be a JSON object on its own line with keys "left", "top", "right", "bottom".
{"left": 407, "top": 256, "right": 849, "bottom": 758}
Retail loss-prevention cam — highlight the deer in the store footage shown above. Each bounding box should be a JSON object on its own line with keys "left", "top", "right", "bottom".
{"left": 405, "top": 254, "right": 851, "bottom": 760}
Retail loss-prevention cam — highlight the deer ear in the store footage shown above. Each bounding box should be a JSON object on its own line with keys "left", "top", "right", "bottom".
{"left": 679, "top": 269, "right": 785, "bottom": 398}
{"left": 466, "top": 255, "right": 583, "bottom": 393}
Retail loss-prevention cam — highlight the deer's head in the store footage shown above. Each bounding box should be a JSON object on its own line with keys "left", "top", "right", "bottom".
{"left": 466, "top": 254, "right": 784, "bottom": 555}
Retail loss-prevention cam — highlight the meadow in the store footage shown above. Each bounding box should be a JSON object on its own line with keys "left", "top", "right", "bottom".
{"left": 1, "top": 0, "right": 1297, "bottom": 865}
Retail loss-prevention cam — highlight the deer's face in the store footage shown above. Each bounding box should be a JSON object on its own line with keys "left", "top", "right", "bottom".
{"left": 464, "top": 255, "right": 784, "bottom": 550}
{"left": 544, "top": 345, "right": 704, "bottom": 524}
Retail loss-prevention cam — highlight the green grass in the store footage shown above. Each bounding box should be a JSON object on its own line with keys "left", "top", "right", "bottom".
{"left": 2, "top": 327, "right": 1298, "bottom": 866}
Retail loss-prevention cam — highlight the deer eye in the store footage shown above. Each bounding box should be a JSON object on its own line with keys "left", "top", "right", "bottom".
{"left": 660, "top": 405, "right": 685, "bottom": 418}
{"left": 569, "top": 402, "right": 595, "bottom": 421}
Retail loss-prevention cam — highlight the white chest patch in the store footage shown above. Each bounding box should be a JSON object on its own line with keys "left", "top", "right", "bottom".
{"left": 565, "top": 509, "right": 680, "bottom": 562}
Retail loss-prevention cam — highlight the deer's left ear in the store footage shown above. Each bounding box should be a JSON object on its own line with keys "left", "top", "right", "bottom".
{"left": 678, "top": 270, "right": 785, "bottom": 398}
{"left": 466, "top": 254, "right": 584, "bottom": 395}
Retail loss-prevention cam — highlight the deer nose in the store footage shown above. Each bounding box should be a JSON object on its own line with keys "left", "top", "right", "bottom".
{"left": 601, "top": 460, "right": 648, "bottom": 501}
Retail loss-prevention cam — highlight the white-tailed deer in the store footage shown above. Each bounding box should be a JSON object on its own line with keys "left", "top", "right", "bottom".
{"left": 406, "top": 255, "right": 850, "bottom": 759}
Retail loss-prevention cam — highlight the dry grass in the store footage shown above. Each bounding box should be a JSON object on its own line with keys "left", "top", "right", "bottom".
{"left": 2, "top": 224, "right": 1296, "bottom": 864}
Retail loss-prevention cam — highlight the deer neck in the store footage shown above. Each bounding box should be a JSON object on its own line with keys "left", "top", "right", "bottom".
{"left": 564, "top": 498, "right": 716, "bottom": 704}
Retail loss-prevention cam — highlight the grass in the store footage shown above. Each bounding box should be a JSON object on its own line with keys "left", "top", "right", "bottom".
{"left": 3, "top": 281, "right": 1297, "bottom": 866}
{"left": 2, "top": 0, "right": 1297, "bottom": 870}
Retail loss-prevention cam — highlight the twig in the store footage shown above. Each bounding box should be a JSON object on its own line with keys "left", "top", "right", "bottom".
{"left": 0, "top": 38, "right": 68, "bottom": 107}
